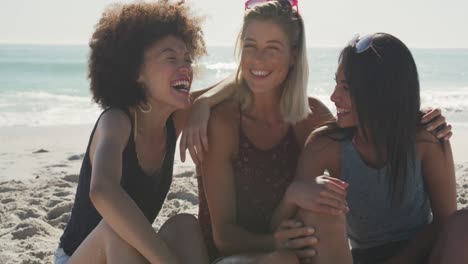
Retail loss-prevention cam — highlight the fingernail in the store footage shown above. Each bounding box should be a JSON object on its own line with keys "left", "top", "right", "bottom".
{"left": 427, "top": 125, "right": 434, "bottom": 131}
{"left": 308, "top": 228, "right": 315, "bottom": 233}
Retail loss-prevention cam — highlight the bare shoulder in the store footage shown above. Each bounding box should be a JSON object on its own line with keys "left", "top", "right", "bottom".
{"left": 416, "top": 128, "right": 441, "bottom": 151}
{"left": 90, "top": 109, "right": 132, "bottom": 164}
{"left": 416, "top": 128, "right": 449, "bottom": 158}
{"left": 294, "top": 97, "right": 335, "bottom": 147}
{"left": 297, "top": 128, "right": 342, "bottom": 178}
{"left": 304, "top": 128, "right": 341, "bottom": 157}
{"left": 210, "top": 99, "right": 240, "bottom": 129}
{"left": 308, "top": 96, "right": 331, "bottom": 114}
{"left": 207, "top": 99, "right": 240, "bottom": 157}
{"left": 416, "top": 128, "right": 439, "bottom": 143}
{"left": 95, "top": 108, "right": 132, "bottom": 145}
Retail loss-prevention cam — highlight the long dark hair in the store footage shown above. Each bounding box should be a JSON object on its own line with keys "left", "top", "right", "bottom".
{"left": 340, "top": 33, "right": 421, "bottom": 202}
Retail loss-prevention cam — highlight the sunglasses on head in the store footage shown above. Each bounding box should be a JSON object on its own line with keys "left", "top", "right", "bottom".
{"left": 349, "top": 34, "right": 382, "bottom": 59}
{"left": 244, "top": 0, "right": 299, "bottom": 14}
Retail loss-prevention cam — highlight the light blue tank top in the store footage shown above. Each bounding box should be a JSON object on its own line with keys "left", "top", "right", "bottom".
{"left": 341, "top": 140, "right": 432, "bottom": 249}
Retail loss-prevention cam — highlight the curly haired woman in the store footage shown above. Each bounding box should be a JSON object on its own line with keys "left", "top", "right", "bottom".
{"left": 55, "top": 1, "right": 232, "bottom": 263}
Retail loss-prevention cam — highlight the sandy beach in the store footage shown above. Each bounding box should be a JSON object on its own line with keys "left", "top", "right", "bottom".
{"left": 0, "top": 124, "right": 467, "bottom": 264}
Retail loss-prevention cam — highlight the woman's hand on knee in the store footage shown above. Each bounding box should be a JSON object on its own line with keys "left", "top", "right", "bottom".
{"left": 273, "top": 219, "right": 317, "bottom": 260}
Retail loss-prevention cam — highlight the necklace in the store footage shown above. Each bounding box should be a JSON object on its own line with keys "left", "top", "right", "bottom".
{"left": 133, "top": 108, "right": 167, "bottom": 176}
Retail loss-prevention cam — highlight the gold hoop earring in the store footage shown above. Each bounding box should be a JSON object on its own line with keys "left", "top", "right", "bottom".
{"left": 138, "top": 102, "right": 152, "bottom": 113}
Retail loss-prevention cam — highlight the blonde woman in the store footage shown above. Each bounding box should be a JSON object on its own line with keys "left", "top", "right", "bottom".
{"left": 198, "top": 1, "right": 328, "bottom": 262}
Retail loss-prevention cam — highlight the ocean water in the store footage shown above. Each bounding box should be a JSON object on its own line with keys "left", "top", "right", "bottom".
{"left": 1, "top": 44, "right": 467, "bottom": 127}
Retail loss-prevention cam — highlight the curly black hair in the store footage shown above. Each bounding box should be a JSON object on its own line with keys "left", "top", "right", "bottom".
{"left": 88, "top": 0, "right": 206, "bottom": 109}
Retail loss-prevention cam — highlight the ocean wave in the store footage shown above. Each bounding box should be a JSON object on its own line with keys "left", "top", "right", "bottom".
{"left": 0, "top": 92, "right": 101, "bottom": 127}
{"left": 1, "top": 87, "right": 467, "bottom": 127}
{"left": 193, "top": 62, "right": 236, "bottom": 81}
{"left": 312, "top": 87, "right": 468, "bottom": 116}
{"left": 198, "top": 62, "right": 237, "bottom": 72}
{"left": 420, "top": 87, "right": 468, "bottom": 113}
{"left": 203, "top": 62, "right": 237, "bottom": 71}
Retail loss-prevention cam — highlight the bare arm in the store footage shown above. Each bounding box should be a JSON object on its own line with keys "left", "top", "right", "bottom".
{"left": 190, "top": 73, "right": 237, "bottom": 106}
{"left": 387, "top": 132, "right": 457, "bottom": 263}
{"left": 272, "top": 134, "right": 346, "bottom": 229}
{"left": 174, "top": 74, "right": 238, "bottom": 164}
{"left": 89, "top": 110, "right": 177, "bottom": 264}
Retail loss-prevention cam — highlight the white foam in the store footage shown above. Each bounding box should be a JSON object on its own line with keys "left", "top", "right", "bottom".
{"left": 1, "top": 86, "right": 467, "bottom": 127}
{"left": 203, "top": 62, "right": 237, "bottom": 71}
{"left": 421, "top": 87, "right": 468, "bottom": 114}
{"left": 310, "top": 87, "right": 468, "bottom": 121}
{"left": 0, "top": 91, "right": 101, "bottom": 127}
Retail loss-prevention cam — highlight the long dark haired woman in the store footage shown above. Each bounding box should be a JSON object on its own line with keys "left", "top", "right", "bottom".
{"left": 274, "top": 33, "right": 460, "bottom": 264}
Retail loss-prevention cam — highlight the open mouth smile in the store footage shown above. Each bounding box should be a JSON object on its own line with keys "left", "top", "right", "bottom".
{"left": 171, "top": 78, "right": 191, "bottom": 93}
{"left": 250, "top": 69, "right": 272, "bottom": 78}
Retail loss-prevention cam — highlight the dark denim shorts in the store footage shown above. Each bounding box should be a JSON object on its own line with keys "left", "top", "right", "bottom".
{"left": 352, "top": 240, "right": 409, "bottom": 264}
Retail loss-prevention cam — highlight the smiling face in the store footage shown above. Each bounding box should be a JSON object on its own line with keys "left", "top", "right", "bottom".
{"left": 330, "top": 62, "right": 359, "bottom": 128}
{"left": 240, "top": 19, "right": 295, "bottom": 95}
{"left": 137, "top": 35, "right": 193, "bottom": 109}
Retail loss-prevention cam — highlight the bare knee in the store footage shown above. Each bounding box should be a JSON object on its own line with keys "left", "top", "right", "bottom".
{"left": 160, "top": 213, "right": 199, "bottom": 236}
{"left": 448, "top": 209, "right": 468, "bottom": 225}
{"left": 297, "top": 210, "right": 351, "bottom": 264}
{"left": 99, "top": 221, "right": 147, "bottom": 263}
{"left": 163, "top": 213, "right": 199, "bottom": 229}
{"left": 298, "top": 210, "right": 347, "bottom": 241}
{"left": 159, "top": 213, "right": 204, "bottom": 247}
{"left": 430, "top": 210, "right": 468, "bottom": 264}
{"left": 441, "top": 209, "right": 468, "bottom": 238}
{"left": 159, "top": 214, "right": 208, "bottom": 263}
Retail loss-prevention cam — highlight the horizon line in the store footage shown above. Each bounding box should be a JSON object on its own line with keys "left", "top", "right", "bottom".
{"left": 1, "top": 41, "right": 468, "bottom": 50}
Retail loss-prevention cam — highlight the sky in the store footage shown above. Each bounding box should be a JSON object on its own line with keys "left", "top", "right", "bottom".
{"left": 0, "top": 0, "right": 467, "bottom": 48}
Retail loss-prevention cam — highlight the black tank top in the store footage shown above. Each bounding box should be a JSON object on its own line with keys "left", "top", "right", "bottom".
{"left": 59, "top": 108, "right": 176, "bottom": 256}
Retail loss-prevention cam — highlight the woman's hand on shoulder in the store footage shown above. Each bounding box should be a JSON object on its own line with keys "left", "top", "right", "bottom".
{"left": 420, "top": 107, "right": 452, "bottom": 140}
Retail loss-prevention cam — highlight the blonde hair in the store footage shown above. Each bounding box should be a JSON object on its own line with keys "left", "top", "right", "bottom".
{"left": 234, "top": 0, "right": 310, "bottom": 124}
